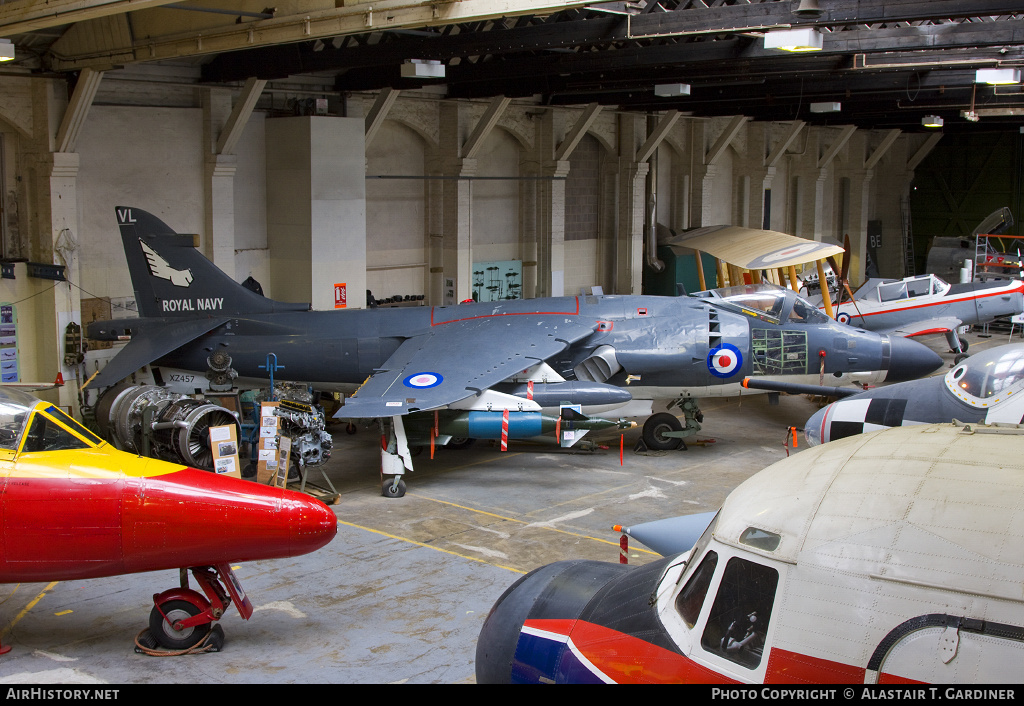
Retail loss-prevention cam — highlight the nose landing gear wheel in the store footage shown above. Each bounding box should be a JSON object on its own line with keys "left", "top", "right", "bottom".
{"left": 149, "top": 599, "right": 211, "bottom": 650}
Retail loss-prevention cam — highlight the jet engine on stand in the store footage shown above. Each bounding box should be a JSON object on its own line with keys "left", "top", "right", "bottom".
{"left": 94, "top": 383, "right": 240, "bottom": 471}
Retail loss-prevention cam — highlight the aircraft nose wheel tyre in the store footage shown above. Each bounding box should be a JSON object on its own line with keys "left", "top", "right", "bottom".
{"left": 642, "top": 413, "right": 684, "bottom": 451}
{"left": 382, "top": 477, "right": 407, "bottom": 498}
{"left": 149, "top": 599, "right": 211, "bottom": 650}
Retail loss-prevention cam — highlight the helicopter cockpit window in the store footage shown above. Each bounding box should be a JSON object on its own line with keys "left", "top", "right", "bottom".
{"left": 947, "top": 346, "right": 1024, "bottom": 399}
{"left": 675, "top": 550, "right": 718, "bottom": 628}
{"left": 739, "top": 527, "right": 781, "bottom": 552}
{"left": 700, "top": 557, "right": 779, "bottom": 670}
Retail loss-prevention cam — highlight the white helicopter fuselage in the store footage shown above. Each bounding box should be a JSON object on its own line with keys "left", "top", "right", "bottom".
{"left": 477, "top": 421, "right": 1024, "bottom": 684}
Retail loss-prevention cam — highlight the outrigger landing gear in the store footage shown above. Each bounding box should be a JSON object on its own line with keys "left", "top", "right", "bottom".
{"left": 379, "top": 415, "right": 414, "bottom": 498}
{"left": 382, "top": 476, "right": 407, "bottom": 498}
{"left": 641, "top": 398, "right": 704, "bottom": 451}
{"left": 140, "top": 564, "right": 253, "bottom": 653}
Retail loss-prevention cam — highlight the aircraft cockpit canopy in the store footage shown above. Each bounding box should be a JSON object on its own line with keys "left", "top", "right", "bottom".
{"left": 699, "top": 284, "right": 830, "bottom": 325}
{"left": 945, "top": 345, "right": 1024, "bottom": 403}
{"left": 858, "top": 274, "right": 952, "bottom": 303}
{"left": 0, "top": 388, "right": 103, "bottom": 453}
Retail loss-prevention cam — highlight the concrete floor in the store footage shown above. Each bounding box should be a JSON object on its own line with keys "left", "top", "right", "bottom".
{"left": 0, "top": 328, "right": 1007, "bottom": 684}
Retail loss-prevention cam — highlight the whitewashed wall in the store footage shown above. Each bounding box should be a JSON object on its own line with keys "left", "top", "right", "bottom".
{"left": 365, "top": 120, "right": 427, "bottom": 301}
{"left": 8, "top": 80, "right": 928, "bottom": 313}
{"left": 76, "top": 106, "right": 204, "bottom": 303}
{"left": 233, "top": 111, "right": 270, "bottom": 295}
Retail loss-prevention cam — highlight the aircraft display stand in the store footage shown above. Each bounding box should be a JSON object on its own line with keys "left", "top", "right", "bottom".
{"left": 255, "top": 400, "right": 339, "bottom": 504}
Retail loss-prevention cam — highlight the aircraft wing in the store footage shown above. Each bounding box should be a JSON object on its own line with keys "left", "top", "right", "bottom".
{"left": 85, "top": 317, "right": 230, "bottom": 389}
{"left": 338, "top": 315, "right": 598, "bottom": 418}
{"left": 880, "top": 316, "right": 962, "bottom": 338}
{"left": 663, "top": 225, "right": 844, "bottom": 269}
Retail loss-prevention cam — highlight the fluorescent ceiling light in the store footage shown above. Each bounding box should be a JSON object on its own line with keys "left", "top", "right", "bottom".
{"left": 922, "top": 115, "right": 943, "bottom": 128}
{"left": 975, "top": 68, "right": 1021, "bottom": 85}
{"left": 810, "top": 101, "right": 841, "bottom": 113}
{"left": 0, "top": 39, "right": 14, "bottom": 62}
{"left": 654, "top": 83, "right": 690, "bottom": 97}
{"left": 763, "top": 28, "right": 823, "bottom": 52}
{"left": 401, "top": 59, "right": 445, "bottom": 79}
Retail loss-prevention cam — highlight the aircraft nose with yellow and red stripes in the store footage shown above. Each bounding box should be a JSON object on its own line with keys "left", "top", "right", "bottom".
{"left": 0, "top": 387, "right": 337, "bottom": 650}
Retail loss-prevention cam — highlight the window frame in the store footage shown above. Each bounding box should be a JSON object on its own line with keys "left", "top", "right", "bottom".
{"left": 16, "top": 408, "right": 100, "bottom": 456}
{"left": 657, "top": 540, "right": 788, "bottom": 683}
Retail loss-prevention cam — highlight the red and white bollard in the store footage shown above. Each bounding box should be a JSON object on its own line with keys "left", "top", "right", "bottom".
{"left": 612, "top": 525, "right": 628, "bottom": 564}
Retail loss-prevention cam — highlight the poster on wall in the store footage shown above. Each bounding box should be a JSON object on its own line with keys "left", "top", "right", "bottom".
{"left": 0, "top": 304, "right": 16, "bottom": 383}
{"left": 472, "top": 260, "right": 522, "bottom": 302}
{"left": 334, "top": 283, "right": 347, "bottom": 309}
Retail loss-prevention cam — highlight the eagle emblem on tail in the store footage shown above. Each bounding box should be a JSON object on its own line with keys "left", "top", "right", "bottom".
{"left": 140, "top": 239, "right": 193, "bottom": 287}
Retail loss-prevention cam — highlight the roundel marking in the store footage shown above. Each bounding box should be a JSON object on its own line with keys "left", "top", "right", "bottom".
{"left": 404, "top": 372, "right": 444, "bottom": 389}
{"left": 708, "top": 344, "right": 743, "bottom": 378}
{"left": 747, "top": 242, "right": 835, "bottom": 269}
{"left": 836, "top": 312, "right": 852, "bottom": 324}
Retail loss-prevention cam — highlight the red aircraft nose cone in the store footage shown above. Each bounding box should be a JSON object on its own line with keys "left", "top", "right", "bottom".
{"left": 123, "top": 466, "right": 338, "bottom": 574}
{"left": 283, "top": 491, "right": 338, "bottom": 556}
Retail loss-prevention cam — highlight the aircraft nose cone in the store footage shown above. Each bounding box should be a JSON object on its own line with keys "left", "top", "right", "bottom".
{"left": 476, "top": 566, "right": 559, "bottom": 684}
{"left": 283, "top": 492, "right": 339, "bottom": 556}
{"left": 804, "top": 406, "right": 828, "bottom": 446}
{"left": 477, "top": 559, "right": 627, "bottom": 684}
{"left": 124, "top": 467, "right": 337, "bottom": 573}
{"left": 884, "top": 335, "right": 943, "bottom": 382}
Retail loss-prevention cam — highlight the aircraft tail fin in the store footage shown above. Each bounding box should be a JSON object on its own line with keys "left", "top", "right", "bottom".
{"left": 114, "top": 207, "right": 309, "bottom": 319}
